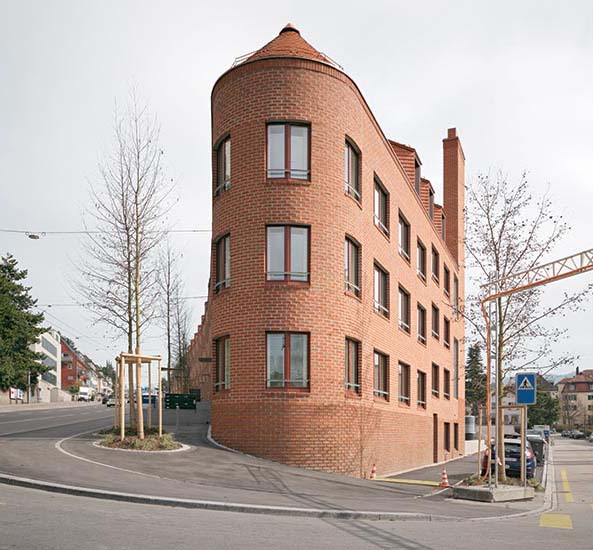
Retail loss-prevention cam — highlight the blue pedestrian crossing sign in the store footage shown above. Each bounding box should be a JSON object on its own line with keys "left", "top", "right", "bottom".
{"left": 516, "top": 372, "right": 536, "bottom": 405}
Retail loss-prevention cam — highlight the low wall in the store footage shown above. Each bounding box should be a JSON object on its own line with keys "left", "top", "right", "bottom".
{"left": 464, "top": 439, "right": 486, "bottom": 456}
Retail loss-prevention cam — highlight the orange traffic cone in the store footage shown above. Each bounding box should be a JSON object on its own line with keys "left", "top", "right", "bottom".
{"left": 370, "top": 464, "right": 377, "bottom": 479}
{"left": 439, "top": 465, "right": 450, "bottom": 487}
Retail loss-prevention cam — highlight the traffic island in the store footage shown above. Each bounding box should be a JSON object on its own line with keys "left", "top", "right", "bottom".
{"left": 97, "top": 427, "right": 182, "bottom": 452}
{"left": 453, "top": 484, "right": 535, "bottom": 502}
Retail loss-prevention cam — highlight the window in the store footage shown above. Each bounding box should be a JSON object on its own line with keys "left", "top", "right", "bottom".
{"left": 443, "top": 265, "right": 450, "bottom": 296}
{"left": 417, "top": 303, "right": 427, "bottom": 344}
{"left": 373, "top": 351, "right": 389, "bottom": 399}
{"left": 374, "top": 178, "right": 389, "bottom": 236}
{"left": 266, "top": 226, "right": 309, "bottom": 282}
{"left": 444, "top": 317, "right": 450, "bottom": 347}
{"left": 398, "top": 286, "right": 411, "bottom": 333}
{"left": 441, "top": 213, "right": 446, "bottom": 240}
{"left": 432, "top": 363, "right": 440, "bottom": 397}
{"left": 429, "top": 188, "right": 435, "bottom": 220}
{"left": 344, "top": 237, "right": 361, "bottom": 296}
{"left": 443, "top": 368, "right": 450, "bottom": 399}
{"left": 454, "top": 423, "right": 459, "bottom": 450}
{"left": 345, "top": 338, "right": 360, "bottom": 392}
{"left": 215, "top": 136, "right": 231, "bottom": 195}
{"left": 215, "top": 234, "right": 231, "bottom": 292}
{"left": 267, "top": 123, "right": 310, "bottom": 180}
{"left": 344, "top": 140, "right": 360, "bottom": 201}
{"left": 568, "top": 384, "right": 575, "bottom": 391}
{"left": 215, "top": 336, "right": 230, "bottom": 391}
{"left": 417, "top": 371, "right": 426, "bottom": 408}
{"left": 398, "top": 213, "right": 410, "bottom": 260}
{"left": 453, "top": 338, "right": 459, "bottom": 399}
{"left": 417, "top": 239, "right": 427, "bottom": 280}
{"left": 444, "top": 422, "right": 451, "bottom": 452}
{"left": 398, "top": 362, "right": 410, "bottom": 404}
{"left": 588, "top": 395, "right": 593, "bottom": 400}
{"left": 414, "top": 159, "right": 421, "bottom": 195}
{"left": 431, "top": 246, "right": 440, "bottom": 282}
{"left": 266, "top": 332, "right": 309, "bottom": 388}
{"left": 453, "top": 275, "right": 459, "bottom": 316}
{"left": 373, "top": 263, "right": 389, "bottom": 317}
{"left": 41, "top": 337, "right": 57, "bottom": 357}
{"left": 432, "top": 304, "right": 440, "bottom": 339}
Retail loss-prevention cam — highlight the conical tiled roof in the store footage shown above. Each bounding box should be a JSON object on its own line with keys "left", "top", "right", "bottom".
{"left": 246, "top": 24, "right": 334, "bottom": 65}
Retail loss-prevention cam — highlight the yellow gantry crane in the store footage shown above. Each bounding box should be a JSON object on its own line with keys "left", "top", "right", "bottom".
{"left": 480, "top": 248, "right": 593, "bottom": 484}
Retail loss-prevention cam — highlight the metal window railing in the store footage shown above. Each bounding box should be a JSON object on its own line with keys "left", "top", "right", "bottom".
{"left": 344, "top": 182, "right": 361, "bottom": 201}
{"left": 345, "top": 382, "right": 360, "bottom": 392}
{"left": 214, "top": 180, "right": 231, "bottom": 196}
{"left": 399, "top": 247, "right": 410, "bottom": 261}
{"left": 374, "top": 216, "right": 389, "bottom": 236}
{"left": 374, "top": 301, "right": 389, "bottom": 316}
{"left": 267, "top": 379, "right": 309, "bottom": 388}
{"left": 398, "top": 394, "right": 409, "bottom": 404}
{"left": 267, "top": 168, "right": 310, "bottom": 179}
{"left": 345, "top": 280, "right": 361, "bottom": 296}
{"left": 417, "top": 333, "right": 427, "bottom": 344}
{"left": 399, "top": 319, "right": 410, "bottom": 332}
{"left": 214, "top": 279, "right": 230, "bottom": 292}
{"left": 267, "top": 271, "right": 309, "bottom": 281}
{"left": 373, "top": 389, "right": 389, "bottom": 398}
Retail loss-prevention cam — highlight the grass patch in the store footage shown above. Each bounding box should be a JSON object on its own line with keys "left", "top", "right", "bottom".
{"left": 99, "top": 431, "right": 180, "bottom": 451}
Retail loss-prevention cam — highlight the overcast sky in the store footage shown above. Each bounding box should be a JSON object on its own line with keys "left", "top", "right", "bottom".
{"left": 1, "top": 0, "right": 591, "bottom": 380}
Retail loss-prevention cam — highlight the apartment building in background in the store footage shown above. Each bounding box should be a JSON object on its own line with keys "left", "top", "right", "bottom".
{"left": 187, "top": 24, "right": 466, "bottom": 477}
{"left": 29, "top": 328, "right": 63, "bottom": 402}
{"left": 557, "top": 368, "right": 593, "bottom": 429}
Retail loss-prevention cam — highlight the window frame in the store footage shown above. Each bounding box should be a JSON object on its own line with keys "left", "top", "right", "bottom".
{"left": 266, "top": 331, "right": 310, "bottom": 390}
{"left": 265, "top": 225, "right": 310, "bottom": 283}
{"left": 417, "top": 303, "right": 427, "bottom": 344}
{"left": 266, "top": 122, "right": 311, "bottom": 181}
{"left": 373, "top": 262, "right": 389, "bottom": 318}
{"left": 398, "top": 362, "right": 410, "bottom": 405}
{"left": 432, "top": 363, "right": 440, "bottom": 397}
{"left": 443, "top": 368, "right": 451, "bottom": 399}
{"left": 444, "top": 422, "right": 451, "bottom": 452}
{"left": 443, "top": 265, "right": 450, "bottom": 296}
{"left": 344, "top": 236, "right": 361, "bottom": 297}
{"left": 454, "top": 423, "right": 459, "bottom": 451}
{"left": 214, "top": 335, "right": 231, "bottom": 391}
{"left": 453, "top": 338, "right": 459, "bottom": 399}
{"left": 417, "top": 370, "right": 427, "bottom": 408}
{"left": 398, "top": 285, "right": 411, "bottom": 333}
{"left": 373, "top": 177, "right": 390, "bottom": 237}
{"left": 345, "top": 337, "right": 361, "bottom": 393}
{"left": 453, "top": 275, "right": 459, "bottom": 317}
{"left": 443, "top": 317, "right": 450, "bottom": 348}
{"left": 344, "top": 138, "right": 361, "bottom": 202}
{"left": 431, "top": 303, "right": 440, "bottom": 340}
{"left": 214, "top": 234, "right": 231, "bottom": 293}
{"left": 431, "top": 246, "right": 440, "bottom": 283}
{"left": 417, "top": 239, "right": 427, "bottom": 281}
{"left": 214, "top": 135, "right": 231, "bottom": 196}
{"left": 373, "top": 350, "right": 389, "bottom": 400}
{"left": 398, "top": 211, "right": 411, "bottom": 261}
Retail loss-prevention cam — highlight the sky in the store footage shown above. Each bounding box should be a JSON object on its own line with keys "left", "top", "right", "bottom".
{"left": 1, "top": 0, "right": 592, "bottom": 381}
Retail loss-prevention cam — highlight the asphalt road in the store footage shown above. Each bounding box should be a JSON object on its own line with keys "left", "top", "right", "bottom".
{"left": 0, "top": 406, "right": 592, "bottom": 549}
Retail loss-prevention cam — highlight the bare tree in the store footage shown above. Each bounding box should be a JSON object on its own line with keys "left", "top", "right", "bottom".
{"left": 78, "top": 91, "right": 172, "bottom": 435}
{"left": 464, "top": 171, "right": 591, "bottom": 478}
{"left": 172, "top": 274, "right": 191, "bottom": 393}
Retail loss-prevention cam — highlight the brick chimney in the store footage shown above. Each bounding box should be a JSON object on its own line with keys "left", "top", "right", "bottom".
{"left": 443, "top": 128, "right": 465, "bottom": 264}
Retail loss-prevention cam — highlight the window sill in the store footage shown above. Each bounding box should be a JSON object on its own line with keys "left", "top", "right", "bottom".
{"left": 344, "top": 191, "right": 363, "bottom": 209}
{"left": 214, "top": 286, "right": 231, "bottom": 296}
{"left": 399, "top": 250, "right": 411, "bottom": 265}
{"left": 417, "top": 273, "right": 427, "bottom": 286}
{"left": 373, "top": 395, "right": 390, "bottom": 404}
{"left": 398, "top": 399, "right": 411, "bottom": 408}
{"left": 374, "top": 221, "right": 390, "bottom": 242}
{"left": 265, "top": 280, "right": 311, "bottom": 288}
{"left": 417, "top": 403, "right": 427, "bottom": 410}
{"left": 344, "top": 290, "right": 362, "bottom": 303}
{"left": 265, "top": 387, "right": 311, "bottom": 396}
{"left": 444, "top": 342, "right": 450, "bottom": 349}
{"left": 373, "top": 309, "right": 390, "bottom": 321}
{"left": 431, "top": 392, "right": 440, "bottom": 399}
{"left": 417, "top": 336, "right": 427, "bottom": 347}
{"left": 345, "top": 389, "right": 361, "bottom": 399}
{"left": 267, "top": 177, "right": 311, "bottom": 186}
{"left": 432, "top": 274, "right": 440, "bottom": 285}
{"left": 214, "top": 388, "right": 231, "bottom": 395}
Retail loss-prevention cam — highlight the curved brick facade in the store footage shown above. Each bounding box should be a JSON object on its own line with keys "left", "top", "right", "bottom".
{"left": 193, "top": 25, "right": 466, "bottom": 477}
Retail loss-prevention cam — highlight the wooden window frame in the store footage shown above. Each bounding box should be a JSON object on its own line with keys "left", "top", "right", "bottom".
{"left": 345, "top": 337, "right": 361, "bottom": 393}
{"left": 443, "top": 264, "right": 450, "bottom": 296}
{"left": 443, "top": 368, "right": 451, "bottom": 399}
{"left": 373, "top": 261, "right": 389, "bottom": 318}
{"left": 266, "top": 122, "right": 311, "bottom": 181}
{"left": 417, "top": 239, "right": 427, "bottom": 281}
{"left": 398, "top": 362, "right": 410, "bottom": 405}
{"left": 214, "top": 335, "right": 230, "bottom": 391}
{"left": 431, "top": 303, "right": 440, "bottom": 340}
{"left": 432, "top": 363, "right": 440, "bottom": 397}
{"left": 344, "top": 138, "right": 361, "bottom": 202}
{"left": 444, "top": 422, "right": 451, "bottom": 452}
{"left": 214, "top": 135, "right": 231, "bottom": 196}
{"left": 398, "top": 285, "right": 411, "bottom": 333}
{"left": 373, "top": 177, "right": 390, "bottom": 237}
{"left": 398, "top": 211, "right": 411, "bottom": 262}
{"left": 444, "top": 317, "right": 450, "bottom": 348}
{"left": 266, "top": 331, "right": 310, "bottom": 390}
{"left": 344, "top": 236, "right": 361, "bottom": 297}
{"left": 417, "top": 370, "right": 427, "bottom": 408}
{"left": 373, "top": 350, "right": 389, "bottom": 400}
{"left": 265, "top": 225, "right": 310, "bottom": 283}
{"left": 214, "top": 234, "right": 231, "bottom": 292}
{"left": 417, "top": 303, "right": 427, "bottom": 344}
{"left": 431, "top": 245, "right": 440, "bottom": 284}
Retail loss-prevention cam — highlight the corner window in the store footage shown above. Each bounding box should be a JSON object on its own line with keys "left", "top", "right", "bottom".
{"left": 444, "top": 317, "right": 450, "bottom": 347}
{"left": 215, "top": 336, "right": 230, "bottom": 391}
{"left": 398, "top": 286, "right": 411, "bottom": 333}
{"left": 373, "top": 351, "right": 389, "bottom": 399}
{"left": 345, "top": 338, "right": 360, "bottom": 393}
{"left": 344, "top": 140, "right": 360, "bottom": 201}
{"left": 215, "top": 234, "right": 231, "bottom": 292}
{"left": 432, "top": 363, "right": 440, "bottom": 397}
{"left": 266, "top": 226, "right": 309, "bottom": 282}
{"left": 398, "top": 362, "right": 410, "bottom": 404}
{"left": 374, "top": 178, "right": 389, "bottom": 236}
{"left": 344, "top": 237, "right": 361, "bottom": 296}
{"left": 267, "top": 123, "right": 310, "bottom": 180}
{"left": 373, "top": 262, "right": 389, "bottom": 317}
{"left": 215, "top": 136, "right": 231, "bottom": 195}
{"left": 417, "top": 370, "right": 426, "bottom": 408}
{"left": 417, "top": 303, "right": 427, "bottom": 344}
{"left": 443, "top": 368, "right": 450, "bottom": 399}
{"left": 431, "top": 246, "right": 440, "bottom": 283}
{"left": 266, "top": 332, "right": 309, "bottom": 388}
{"left": 398, "top": 212, "right": 410, "bottom": 261}
{"left": 432, "top": 303, "right": 440, "bottom": 339}
{"left": 417, "top": 239, "right": 427, "bottom": 280}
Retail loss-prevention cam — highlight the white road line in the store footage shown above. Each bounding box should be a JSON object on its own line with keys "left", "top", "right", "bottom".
{"left": 0, "top": 415, "right": 114, "bottom": 437}
{"left": 0, "top": 415, "right": 65, "bottom": 425}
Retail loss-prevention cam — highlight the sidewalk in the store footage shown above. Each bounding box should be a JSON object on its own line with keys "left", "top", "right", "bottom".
{"left": 0, "top": 401, "right": 101, "bottom": 414}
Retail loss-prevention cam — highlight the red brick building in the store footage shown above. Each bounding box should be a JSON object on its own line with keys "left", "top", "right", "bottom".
{"left": 188, "top": 24, "right": 466, "bottom": 477}
{"left": 60, "top": 339, "right": 86, "bottom": 391}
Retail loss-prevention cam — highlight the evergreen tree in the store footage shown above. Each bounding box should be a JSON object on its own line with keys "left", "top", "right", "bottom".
{"left": 465, "top": 342, "right": 486, "bottom": 416}
{"left": 528, "top": 390, "right": 560, "bottom": 427}
{"left": 0, "top": 254, "right": 46, "bottom": 390}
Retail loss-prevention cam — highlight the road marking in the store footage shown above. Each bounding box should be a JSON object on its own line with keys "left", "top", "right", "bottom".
{"left": 374, "top": 478, "right": 440, "bottom": 487}
{"left": 0, "top": 415, "right": 65, "bottom": 425}
{"left": 560, "top": 469, "right": 573, "bottom": 503}
{"left": 539, "top": 514, "right": 573, "bottom": 529}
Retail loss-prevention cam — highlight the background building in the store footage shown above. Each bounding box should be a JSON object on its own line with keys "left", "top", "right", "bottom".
{"left": 29, "top": 328, "right": 66, "bottom": 402}
{"left": 557, "top": 368, "right": 593, "bottom": 429}
{"left": 189, "top": 24, "right": 466, "bottom": 477}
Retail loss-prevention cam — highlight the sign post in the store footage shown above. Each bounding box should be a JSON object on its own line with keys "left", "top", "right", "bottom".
{"left": 516, "top": 373, "right": 536, "bottom": 487}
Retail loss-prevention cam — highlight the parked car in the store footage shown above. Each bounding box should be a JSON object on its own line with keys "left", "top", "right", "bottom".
{"left": 481, "top": 438, "right": 536, "bottom": 478}
{"left": 526, "top": 430, "right": 547, "bottom": 465}
{"left": 106, "top": 396, "right": 116, "bottom": 407}
{"left": 561, "top": 430, "right": 571, "bottom": 437}
{"left": 101, "top": 394, "right": 109, "bottom": 404}
{"left": 571, "top": 430, "right": 585, "bottom": 439}
{"left": 588, "top": 433, "right": 593, "bottom": 443}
